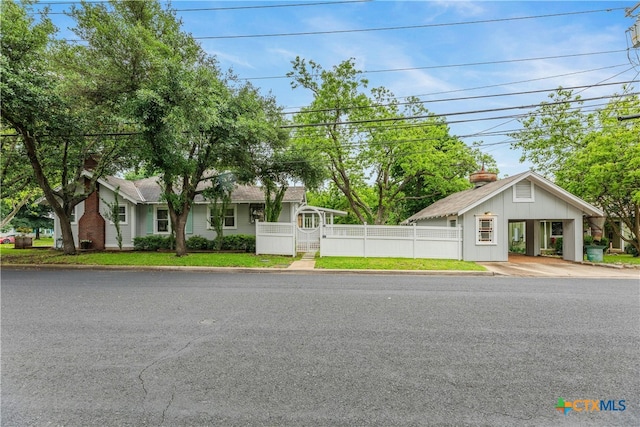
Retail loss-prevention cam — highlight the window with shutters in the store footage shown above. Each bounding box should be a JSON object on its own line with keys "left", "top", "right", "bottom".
{"left": 513, "top": 180, "right": 535, "bottom": 202}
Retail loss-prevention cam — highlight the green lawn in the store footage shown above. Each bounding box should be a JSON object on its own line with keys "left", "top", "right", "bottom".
{"left": 602, "top": 253, "right": 640, "bottom": 265}
{"left": 315, "top": 256, "right": 487, "bottom": 271}
{"left": 0, "top": 247, "right": 294, "bottom": 268}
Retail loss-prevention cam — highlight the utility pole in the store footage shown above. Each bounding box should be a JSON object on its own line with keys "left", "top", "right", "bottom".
{"left": 627, "top": 3, "right": 640, "bottom": 48}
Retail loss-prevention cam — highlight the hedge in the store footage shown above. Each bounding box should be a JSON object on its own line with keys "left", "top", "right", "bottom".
{"left": 135, "top": 234, "right": 255, "bottom": 252}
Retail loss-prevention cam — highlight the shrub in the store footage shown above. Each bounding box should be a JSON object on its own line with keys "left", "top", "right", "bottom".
{"left": 186, "top": 235, "right": 209, "bottom": 250}
{"left": 554, "top": 237, "right": 563, "bottom": 254}
{"left": 222, "top": 234, "right": 256, "bottom": 252}
{"left": 133, "top": 235, "right": 175, "bottom": 251}
{"left": 625, "top": 240, "right": 639, "bottom": 257}
{"left": 583, "top": 234, "right": 594, "bottom": 246}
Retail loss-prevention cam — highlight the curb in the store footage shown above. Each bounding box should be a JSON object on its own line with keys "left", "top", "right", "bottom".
{"left": 1, "top": 263, "right": 496, "bottom": 276}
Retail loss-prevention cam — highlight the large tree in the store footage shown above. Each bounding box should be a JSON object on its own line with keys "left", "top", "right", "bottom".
{"left": 1, "top": 0, "right": 125, "bottom": 254}
{"left": 510, "top": 87, "right": 640, "bottom": 255}
{"left": 288, "top": 57, "right": 484, "bottom": 224}
{"left": 68, "top": 0, "right": 289, "bottom": 256}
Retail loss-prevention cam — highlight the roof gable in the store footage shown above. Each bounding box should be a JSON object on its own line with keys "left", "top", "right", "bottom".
{"left": 404, "top": 171, "right": 603, "bottom": 222}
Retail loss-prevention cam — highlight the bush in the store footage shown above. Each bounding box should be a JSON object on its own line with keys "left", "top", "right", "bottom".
{"left": 583, "top": 234, "right": 594, "bottom": 246}
{"left": 133, "top": 235, "right": 175, "bottom": 251}
{"left": 186, "top": 235, "right": 209, "bottom": 250}
{"left": 554, "top": 237, "right": 563, "bottom": 254}
{"left": 625, "top": 240, "right": 639, "bottom": 257}
{"left": 222, "top": 234, "right": 256, "bottom": 252}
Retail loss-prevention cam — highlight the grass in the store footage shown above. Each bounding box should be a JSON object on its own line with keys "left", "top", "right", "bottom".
{"left": 315, "top": 256, "right": 487, "bottom": 271}
{"left": 0, "top": 246, "right": 295, "bottom": 268}
{"left": 602, "top": 253, "right": 640, "bottom": 265}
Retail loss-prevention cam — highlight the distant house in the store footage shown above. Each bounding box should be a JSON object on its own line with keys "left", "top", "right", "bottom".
{"left": 51, "top": 174, "right": 306, "bottom": 250}
{"left": 403, "top": 170, "right": 604, "bottom": 262}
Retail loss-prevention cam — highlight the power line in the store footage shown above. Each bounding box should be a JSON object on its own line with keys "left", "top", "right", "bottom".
{"left": 283, "top": 92, "right": 640, "bottom": 129}
{"left": 246, "top": 50, "right": 627, "bottom": 81}
{"left": 283, "top": 64, "right": 634, "bottom": 112}
{"left": 38, "top": 0, "right": 369, "bottom": 15}
{"left": 194, "top": 8, "right": 625, "bottom": 39}
{"left": 282, "top": 80, "right": 637, "bottom": 116}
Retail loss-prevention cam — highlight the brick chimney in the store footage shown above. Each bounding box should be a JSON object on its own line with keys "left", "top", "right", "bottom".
{"left": 78, "top": 180, "right": 105, "bottom": 250}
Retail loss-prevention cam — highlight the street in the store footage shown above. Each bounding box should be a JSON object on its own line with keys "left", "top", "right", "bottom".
{"left": 2, "top": 268, "right": 638, "bottom": 426}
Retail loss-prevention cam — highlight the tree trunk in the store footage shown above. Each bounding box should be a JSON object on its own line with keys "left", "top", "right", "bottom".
{"left": 170, "top": 208, "right": 189, "bottom": 257}
{"left": 58, "top": 214, "right": 77, "bottom": 255}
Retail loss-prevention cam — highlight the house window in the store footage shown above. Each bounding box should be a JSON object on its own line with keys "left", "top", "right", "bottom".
{"left": 551, "top": 221, "right": 563, "bottom": 237}
{"left": 208, "top": 205, "right": 237, "bottom": 229}
{"left": 223, "top": 207, "right": 236, "bottom": 228}
{"left": 448, "top": 216, "right": 457, "bottom": 227}
{"left": 156, "top": 207, "right": 169, "bottom": 233}
{"left": 69, "top": 206, "right": 77, "bottom": 224}
{"left": 118, "top": 206, "right": 127, "bottom": 223}
{"left": 109, "top": 205, "right": 128, "bottom": 225}
{"left": 476, "top": 216, "right": 497, "bottom": 245}
{"left": 513, "top": 180, "right": 535, "bottom": 202}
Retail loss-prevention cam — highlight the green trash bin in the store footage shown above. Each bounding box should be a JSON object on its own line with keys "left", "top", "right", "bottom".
{"left": 585, "top": 245, "right": 605, "bottom": 262}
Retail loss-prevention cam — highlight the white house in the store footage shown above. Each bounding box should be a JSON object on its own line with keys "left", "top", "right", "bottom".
{"left": 403, "top": 170, "right": 604, "bottom": 262}
{"left": 52, "top": 174, "right": 306, "bottom": 250}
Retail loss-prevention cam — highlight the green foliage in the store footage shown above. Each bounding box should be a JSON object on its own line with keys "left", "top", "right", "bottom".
{"left": 133, "top": 235, "right": 175, "bottom": 251}
{"left": 554, "top": 237, "right": 563, "bottom": 254}
{"left": 186, "top": 235, "right": 209, "bottom": 250}
{"left": 288, "top": 57, "right": 488, "bottom": 224}
{"left": 625, "top": 241, "right": 639, "bottom": 257}
{"left": 511, "top": 88, "right": 640, "bottom": 257}
{"left": 221, "top": 234, "right": 256, "bottom": 253}
{"left": 168, "top": 234, "right": 256, "bottom": 253}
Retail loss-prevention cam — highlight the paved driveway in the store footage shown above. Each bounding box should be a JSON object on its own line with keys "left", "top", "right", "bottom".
{"left": 480, "top": 255, "right": 640, "bottom": 278}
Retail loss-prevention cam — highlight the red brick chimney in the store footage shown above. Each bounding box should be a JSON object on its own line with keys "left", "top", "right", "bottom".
{"left": 78, "top": 180, "right": 105, "bottom": 250}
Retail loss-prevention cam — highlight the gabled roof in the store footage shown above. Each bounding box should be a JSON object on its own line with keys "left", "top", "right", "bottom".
{"left": 99, "top": 175, "right": 306, "bottom": 205}
{"left": 404, "top": 170, "right": 603, "bottom": 223}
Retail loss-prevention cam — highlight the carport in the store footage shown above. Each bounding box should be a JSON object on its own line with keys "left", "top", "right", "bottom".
{"left": 405, "top": 171, "right": 605, "bottom": 262}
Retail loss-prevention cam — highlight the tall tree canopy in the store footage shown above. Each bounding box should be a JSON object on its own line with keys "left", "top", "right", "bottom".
{"left": 288, "top": 57, "right": 488, "bottom": 225}
{"left": 1, "top": 0, "right": 127, "bottom": 254}
{"left": 69, "top": 0, "right": 290, "bottom": 256}
{"left": 511, "top": 87, "right": 640, "bottom": 255}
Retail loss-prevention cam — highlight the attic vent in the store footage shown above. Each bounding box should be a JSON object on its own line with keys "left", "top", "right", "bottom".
{"left": 513, "top": 180, "right": 534, "bottom": 202}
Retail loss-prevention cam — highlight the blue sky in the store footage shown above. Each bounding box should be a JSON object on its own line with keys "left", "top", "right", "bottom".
{"left": 41, "top": 1, "right": 640, "bottom": 177}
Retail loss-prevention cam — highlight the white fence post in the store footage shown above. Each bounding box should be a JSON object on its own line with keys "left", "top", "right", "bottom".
{"left": 363, "top": 222, "right": 367, "bottom": 258}
{"left": 412, "top": 223, "right": 417, "bottom": 259}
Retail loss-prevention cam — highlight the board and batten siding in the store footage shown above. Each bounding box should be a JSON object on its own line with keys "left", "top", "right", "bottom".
{"left": 461, "top": 181, "right": 585, "bottom": 261}
{"left": 412, "top": 180, "right": 587, "bottom": 262}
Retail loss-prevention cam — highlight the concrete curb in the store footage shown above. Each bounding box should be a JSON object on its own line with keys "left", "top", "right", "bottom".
{"left": 1, "top": 263, "right": 496, "bottom": 276}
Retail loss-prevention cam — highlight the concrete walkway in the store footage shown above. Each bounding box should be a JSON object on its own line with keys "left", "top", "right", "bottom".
{"left": 287, "top": 251, "right": 316, "bottom": 270}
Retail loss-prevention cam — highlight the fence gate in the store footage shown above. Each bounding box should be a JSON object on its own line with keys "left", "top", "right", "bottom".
{"left": 295, "top": 206, "right": 324, "bottom": 253}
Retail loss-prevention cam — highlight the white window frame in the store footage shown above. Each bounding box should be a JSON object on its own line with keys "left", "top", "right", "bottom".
{"left": 117, "top": 205, "right": 128, "bottom": 225}
{"left": 447, "top": 216, "right": 457, "bottom": 227}
{"left": 69, "top": 205, "right": 77, "bottom": 224}
{"left": 513, "top": 180, "right": 535, "bottom": 203}
{"left": 108, "top": 204, "right": 128, "bottom": 225}
{"left": 476, "top": 215, "right": 497, "bottom": 245}
{"left": 208, "top": 205, "right": 237, "bottom": 230}
{"left": 155, "top": 206, "right": 170, "bottom": 234}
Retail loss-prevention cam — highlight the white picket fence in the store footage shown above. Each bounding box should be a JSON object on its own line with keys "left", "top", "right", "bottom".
{"left": 256, "top": 221, "right": 462, "bottom": 260}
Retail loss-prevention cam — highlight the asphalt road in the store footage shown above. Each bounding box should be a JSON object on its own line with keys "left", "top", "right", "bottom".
{"left": 2, "top": 268, "right": 638, "bottom": 426}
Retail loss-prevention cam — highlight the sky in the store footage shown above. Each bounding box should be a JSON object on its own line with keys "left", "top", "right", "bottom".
{"left": 38, "top": 0, "right": 640, "bottom": 178}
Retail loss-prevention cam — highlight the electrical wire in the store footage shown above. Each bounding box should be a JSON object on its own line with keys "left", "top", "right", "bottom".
{"left": 194, "top": 8, "right": 625, "bottom": 39}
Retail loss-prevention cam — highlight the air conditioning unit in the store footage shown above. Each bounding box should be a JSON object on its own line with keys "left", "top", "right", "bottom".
{"left": 631, "top": 21, "right": 640, "bottom": 48}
